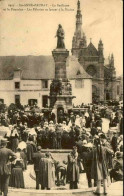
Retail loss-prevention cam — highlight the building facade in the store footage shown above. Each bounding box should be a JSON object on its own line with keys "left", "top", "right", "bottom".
{"left": 72, "top": 0, "right": 121, "bottom": 103}
{"left": 0, "top": 56, "right": 92, "bottom": 108}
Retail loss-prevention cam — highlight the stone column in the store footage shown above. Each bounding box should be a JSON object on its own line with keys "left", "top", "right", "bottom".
{"left": 99, "top": 80, "right": 104, "bottom": 102}
{"left": 52, "top": 49, "right": 69, "bottom": 79}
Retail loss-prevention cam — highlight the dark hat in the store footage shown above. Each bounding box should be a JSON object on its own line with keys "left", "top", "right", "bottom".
{"left": 45, "top": 152, "right": 51, "bottom": 157}
{"left": 99, "top": 134, "right": 106, "bottom": 139}
{"left": 78, "top": 136, "right": 82, "bottom": 140}
{"left": 115, "top": 151, "right": 123, "bottom": 158}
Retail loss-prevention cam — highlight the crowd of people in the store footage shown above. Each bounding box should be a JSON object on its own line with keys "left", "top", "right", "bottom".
{"left": 0, "top": 103, "right": 123, "bottom": 196}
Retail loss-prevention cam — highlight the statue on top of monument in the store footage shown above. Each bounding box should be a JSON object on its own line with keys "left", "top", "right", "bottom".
{"left": 55, "top": 24, "right": 65, "bottom": 49}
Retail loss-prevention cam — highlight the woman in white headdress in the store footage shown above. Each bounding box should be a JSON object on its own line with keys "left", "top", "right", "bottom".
{"left": 10, "top": 125, "right": 19, "bottom": 152}
{"left": 75, "top": 115, "right": 81, "bottom": 128}
{"left": 84, "top": 109, "right": 89, "bottom": 118}
{"left": 80, "top": 115, "right": 86, "bottom": 128}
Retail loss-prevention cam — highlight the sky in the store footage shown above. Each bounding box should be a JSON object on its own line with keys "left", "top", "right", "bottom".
{"left": 0, "top": 0, "right": 123, "bottom": 76}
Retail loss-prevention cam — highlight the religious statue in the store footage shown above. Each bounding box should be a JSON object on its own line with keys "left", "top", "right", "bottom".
{"left": 55, "top": 24, "right": 65, "bottom": 49}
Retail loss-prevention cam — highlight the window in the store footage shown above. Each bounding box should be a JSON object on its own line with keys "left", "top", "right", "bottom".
{"left": 117, "top": 85, "right": 120, "bottom": 95}
{"left": 15, "top": 95, "right": 20, "bottom": 104}
{"left": 75, "top": 79, "right": 83, "bottom": 88}
{"left": 14, "top": 69, "right": 21, "bottom": 79}
{"left": 15, "top": 82, "right": 20, "bottom": 89}
{"left": 42, "top": 80, "right": 48, "bottom": 89}
{"left": 42, "top": 95, "right": 48, "bottom": 108}
{"left": 77, "top": 70, "right": 81, "bottom": 75}
{"left": 28, "top": 99, "right": 37, "bottom": 106}
{"left": 86, "top": 65, "right": 96, "bottom": 77}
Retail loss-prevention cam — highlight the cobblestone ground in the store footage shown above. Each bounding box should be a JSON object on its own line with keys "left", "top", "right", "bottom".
{"left": 23, "top": 164, "right": 88, "bottom": 189}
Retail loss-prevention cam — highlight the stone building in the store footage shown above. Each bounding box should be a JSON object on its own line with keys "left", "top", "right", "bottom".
{"left": 72, "top": 0, "right": 121, "bottom": 103}
{"left": 0, "top": 55, "right": 92, "bottom": 108}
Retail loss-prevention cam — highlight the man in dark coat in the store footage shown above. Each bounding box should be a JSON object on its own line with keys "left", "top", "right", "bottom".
{"left": 48, "top": 111, "right": 56, "bottom": 123}
{"left": 36, "top": 130, "right": 43, "bottom": 147}
{"left": 33, "top": 146, "right": 45, "bottom": 189}
{"left": 0, "top": 138, "right": 16, "bottom": 196}
{"left": 61, "top": 130, "right": 70, "bottom": 149}
{"left": 27, "top": 136, "right": 36, "bottom": 164}
{"left": 56, "top": 124, "right": 62, "bottom": 149}
{"left": 91, "top": 127, "right": 98, "bottom": 137}
{"left": 80, "top": 143, "right": 95, "bottom": 187}
{"left": 85, "top": 116, "right": 91, "bottom": 128}
{"left": 74, "top": 126, "right": 80, "bottom": 142}
{"left": 41, "top": 127, "right": 49, "bottom": 149}
{"left": 111, "top": 131, "right": 118, "bottom": 153}
{"left": 69, "top": 126, "right": 76, "bottom": 149}
{"left": 75, "top": 136, "right": 83, "bottom": 155}
{"left": 57, "top": 110, "right": 64, "bottom": 124}
{"left": 67, "top": 147, "right": 79, "bottom": 189}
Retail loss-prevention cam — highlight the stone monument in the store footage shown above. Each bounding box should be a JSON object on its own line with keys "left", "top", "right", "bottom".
{"left": 49, "top": 25, "right": 75, "bottom": 120}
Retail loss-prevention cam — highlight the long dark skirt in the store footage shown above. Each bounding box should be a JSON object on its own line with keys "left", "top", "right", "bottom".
{"left": 10, "top": 168, "right": 25, "bottom": 188}
{"left": 11, "top": 138, "right": 19, "bottom": 152}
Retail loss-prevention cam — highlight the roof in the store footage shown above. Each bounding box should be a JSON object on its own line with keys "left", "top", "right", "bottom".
{"left": 67, "top": 56, "right": 92, "bottom": 79}
{"left": 0, "top": 56, "right": 55, "bottom": 80}
{"left": 0, "top": 55, "right": 92, "bottom": 80}
{"left": 79, "top": 42, "right": 99, "bottom": 58}
{"left": 87, "top": 42, "right": 98, "bottom": 56}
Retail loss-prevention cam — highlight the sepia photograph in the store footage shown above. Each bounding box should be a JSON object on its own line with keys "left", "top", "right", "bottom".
{"left": 0, "top": 0, "right": 123, "bottom": 196}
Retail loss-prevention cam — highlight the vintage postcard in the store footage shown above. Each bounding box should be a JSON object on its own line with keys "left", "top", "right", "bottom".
{"left": 0, "top": 0, "right": 123, "bottom": 196}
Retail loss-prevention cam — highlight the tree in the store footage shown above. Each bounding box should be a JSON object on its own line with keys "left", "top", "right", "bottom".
{"left": 8, "top": 103, "right": 24, "bottom": 113}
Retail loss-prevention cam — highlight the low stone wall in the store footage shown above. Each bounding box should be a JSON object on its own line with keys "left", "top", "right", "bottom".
{"left": 41, "top": 149, "right": 72, "bottom": 153}
{"left": 40, "top": 149, "right": 72, "bottom": 163}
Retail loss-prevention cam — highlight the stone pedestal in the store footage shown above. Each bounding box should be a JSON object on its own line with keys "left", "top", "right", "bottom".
{"left": 52, "top": 49, "right": 69, "bottom": 79}
{"left": 49, "top": 48, "right": 75, "bottom": 121}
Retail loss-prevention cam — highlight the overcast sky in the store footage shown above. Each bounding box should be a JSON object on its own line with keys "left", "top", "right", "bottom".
{"left": 0, "top": 0, "right": 123, "bottom": 76}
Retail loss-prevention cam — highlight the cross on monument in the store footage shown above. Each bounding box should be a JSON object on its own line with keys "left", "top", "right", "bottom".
{"left": 90, "top": 38, "right": 92, "bottom": 43}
